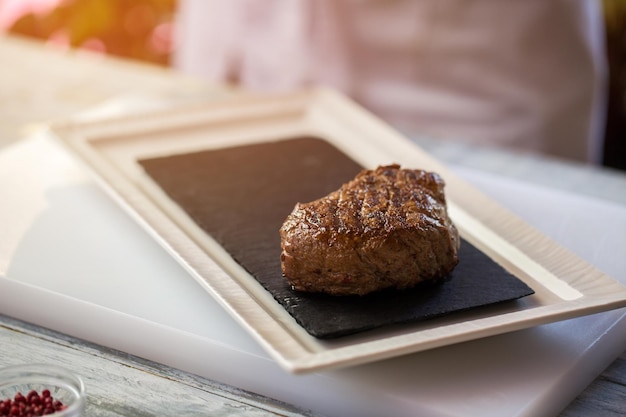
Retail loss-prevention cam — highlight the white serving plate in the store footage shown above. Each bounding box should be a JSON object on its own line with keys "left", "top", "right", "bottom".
{"left": 52, "top": 88, "right": 626, "bottom": 373}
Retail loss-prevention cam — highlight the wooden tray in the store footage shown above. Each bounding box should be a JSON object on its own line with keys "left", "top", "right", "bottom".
{"left": 52, "top": 88, "right": 626, "bottom": 373}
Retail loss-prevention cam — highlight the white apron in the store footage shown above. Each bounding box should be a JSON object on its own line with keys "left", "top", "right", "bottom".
{"left": 174, "top": 0, "right": 607, "bottom": 163}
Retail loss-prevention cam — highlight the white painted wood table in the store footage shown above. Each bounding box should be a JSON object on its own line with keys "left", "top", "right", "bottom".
{"left": 0, "top": 34, "right": 625, "bottom": 416}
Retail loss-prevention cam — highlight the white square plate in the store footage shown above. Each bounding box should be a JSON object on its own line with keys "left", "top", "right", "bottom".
{"left": 53, "top": 88, "right": 626, "bottom": 373}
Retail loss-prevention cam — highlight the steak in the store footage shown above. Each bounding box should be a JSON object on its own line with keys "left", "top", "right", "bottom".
{"left": 279, "top": 164, "right": 460, "bottom": 296}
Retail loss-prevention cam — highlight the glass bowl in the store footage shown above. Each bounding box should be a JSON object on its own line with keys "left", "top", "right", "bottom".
{"left": 0, "top": 364, "right": 85, "bottom": 417}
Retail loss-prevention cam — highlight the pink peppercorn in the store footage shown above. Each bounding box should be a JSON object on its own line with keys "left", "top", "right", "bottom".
{"left": 0, "top": 391, "right": 66, "bottom": 417}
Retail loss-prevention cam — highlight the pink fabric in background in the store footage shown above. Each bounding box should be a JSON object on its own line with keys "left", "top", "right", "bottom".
{"left": 174, "top": 0, "right": 606, "bottom": 164}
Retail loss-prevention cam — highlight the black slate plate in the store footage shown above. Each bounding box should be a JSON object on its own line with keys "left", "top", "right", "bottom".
{"left": 139, "top": 137, "right": 534, "bottom": 339}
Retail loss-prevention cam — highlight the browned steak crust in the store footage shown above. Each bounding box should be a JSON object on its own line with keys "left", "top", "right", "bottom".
{"left": 279, "top": 164, "right": 460, "bottom": 296}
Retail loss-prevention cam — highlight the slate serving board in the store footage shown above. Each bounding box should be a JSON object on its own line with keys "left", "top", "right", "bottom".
{"left": 139, "top": 137, "right": 534, "bottom": 339}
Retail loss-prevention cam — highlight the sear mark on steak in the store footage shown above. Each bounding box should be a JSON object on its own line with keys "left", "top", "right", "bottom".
{"left": 279, "top": 164, "right": 460, "bottom": 296}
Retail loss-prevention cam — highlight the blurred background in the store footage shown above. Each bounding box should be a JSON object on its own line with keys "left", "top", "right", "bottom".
{"left": 0, "top": 0, "right": 175, "bottom": 65}
{"left": 0, "top": 0, "right": 624, "bottom": 171}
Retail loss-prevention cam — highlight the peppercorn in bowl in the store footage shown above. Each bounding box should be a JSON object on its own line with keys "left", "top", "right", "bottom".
{"left": 0, "top": 364, "right": 85, "bottom": 417}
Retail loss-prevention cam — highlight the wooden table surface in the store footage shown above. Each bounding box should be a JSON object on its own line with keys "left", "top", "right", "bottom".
{"left": 1, "top": 34, "right": 625, "bottom": 417}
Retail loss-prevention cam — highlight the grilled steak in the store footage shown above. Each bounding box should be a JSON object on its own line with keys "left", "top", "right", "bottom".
{"left": 279, "top": 164, "right": 460, "bottom": 296}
